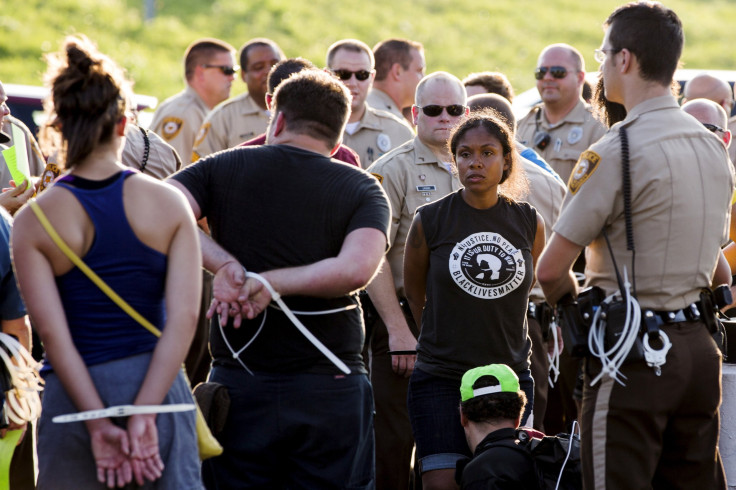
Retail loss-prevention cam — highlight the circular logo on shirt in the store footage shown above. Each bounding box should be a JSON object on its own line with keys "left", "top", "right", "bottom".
{"left": 567, "top": 127, "right": 583, "bottom": 145}
{"left": 449, "top": 232, "right": 526, "bottom": 299}
{"left": 376, "top": 133, "right": 391, "bottom": 153}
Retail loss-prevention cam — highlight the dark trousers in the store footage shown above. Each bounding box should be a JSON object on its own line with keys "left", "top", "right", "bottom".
{"left": 370, "top": 312, "right": 417, "bottom": 490}
{"left": 527, "top": 316, "right": 549, "bottom": 431}
{"left": 203, "top": 366, "right": 375, "bottom": 490}
{"left": 581, "top": 320, "right": 726, "bottom": 489}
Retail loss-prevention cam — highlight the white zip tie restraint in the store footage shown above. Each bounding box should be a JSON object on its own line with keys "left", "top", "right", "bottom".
{"left": 547, "top": 318, "right": 561, "bottom": 387}
{"left": 218, "top": 270, "right": 352, "bottom": 375}
{"left": 587, "top": 267, "right": 641, "bottom": 386}
{"left": 0, "top": 332, "right": 43, "bottom": 426}
{"left": 52, "top": 403, "right": 195, "bottom": 423}
{"left": 554, "top": 419, "right": 579, "bottom": 490}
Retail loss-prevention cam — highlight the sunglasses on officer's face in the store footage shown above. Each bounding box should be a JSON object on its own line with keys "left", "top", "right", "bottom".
{"left": 416, "top": 105, "right": 466, "bottom": 117}
{"left": 331, "top": 69, "right": 373, "bottom": 81}
{"left": 202, "top": 64, "right": 239, "bottom": 76}
{"left": 534, "top": 66, "right": 568, "bottom": 80}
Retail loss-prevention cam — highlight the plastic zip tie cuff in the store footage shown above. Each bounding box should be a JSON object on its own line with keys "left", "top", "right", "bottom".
{"left": 52, "top": 403, "right": 196, "bottom": 423}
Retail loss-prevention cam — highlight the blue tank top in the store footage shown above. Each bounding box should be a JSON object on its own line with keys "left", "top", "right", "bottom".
{"left": 46, "top": 169, "right": 167, "bottom": 369}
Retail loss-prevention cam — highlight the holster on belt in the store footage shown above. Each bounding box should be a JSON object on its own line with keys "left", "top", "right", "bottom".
{"left": 700, "top": 287, "right": 729, "bottom": 358}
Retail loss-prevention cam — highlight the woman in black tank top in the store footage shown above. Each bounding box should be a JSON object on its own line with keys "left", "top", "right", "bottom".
{"left": 404, "top": 111, "right": 546, "bottom": 490}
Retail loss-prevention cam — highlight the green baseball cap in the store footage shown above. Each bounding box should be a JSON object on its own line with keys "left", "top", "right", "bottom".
{"left": 460, "top": 364, "right": 520, "bottom": 402}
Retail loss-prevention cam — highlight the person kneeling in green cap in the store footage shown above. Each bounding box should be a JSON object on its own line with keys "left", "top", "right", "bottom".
{"left": 456, "top": 364, "right": 540, "bottom": 489}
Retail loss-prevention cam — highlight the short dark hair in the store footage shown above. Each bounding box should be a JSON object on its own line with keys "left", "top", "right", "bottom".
{"left": 239, "top": 38, "right": 284, "bottom": 71}
{"left": 271, "top": 70, "right": 350, "bottom": 148}
{"left": 42, "top": 35, "right": 130, "bottom": 168}
{"left": 326, "top": 39, "right": 374, "bottom": 69}
{"left": 184, "top": 38, "right": 235, "bottom": 81}
{"left": 463, "top": 72, "right": 515, "bottom": 102}
{"left": 372, "top": 38, "right": 423, "bottom": 81}
{"left": 605, "top": 1, "right": 683, "bottom": 86}
{"left": 267, "top": 58, "right": 316, "bottom": 95}
{"left": 467, "top": 93, "right": 516, "bottom": 130}
{"left": 460, "top": 374, "right": 527, "bottom": 424}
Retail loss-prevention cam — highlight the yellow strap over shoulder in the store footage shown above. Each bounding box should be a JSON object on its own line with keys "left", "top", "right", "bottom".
{"left": 28, "top": 199, "right": 223, "bottom": 460}
{"left": 29, "top": 199, "right": 161, "bottom": 338}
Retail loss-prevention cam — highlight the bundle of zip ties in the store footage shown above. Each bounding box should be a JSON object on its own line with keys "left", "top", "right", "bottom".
{"left": 547, "top": 318, "right": 561, "bottom": 387}
{"left": 587, "top": 267, "right": 640, "bottom": 386}
{"left": 0, "top": 332, "right": 43, "bottom": 425}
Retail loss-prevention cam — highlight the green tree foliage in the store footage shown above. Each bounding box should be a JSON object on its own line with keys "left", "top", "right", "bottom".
{"left": 1, "top": 0, "right": 734, "bottom": 104}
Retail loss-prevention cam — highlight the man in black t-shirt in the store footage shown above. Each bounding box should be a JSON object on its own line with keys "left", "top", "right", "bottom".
{"left": 169, "top": 70, "right": 390, "bottom": 489}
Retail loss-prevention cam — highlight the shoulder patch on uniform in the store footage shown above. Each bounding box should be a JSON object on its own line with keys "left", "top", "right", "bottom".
{"left": 194, "top": 123, "right": 210, "bottom": 148}
{"left": 568, "top": 150, "right": 601, "bottom": 194}
{"left": 161, "top": 117, "right": 184, "bottom": 141}
{"left": 371, "top": 173, "right": 384, "bottom": 184}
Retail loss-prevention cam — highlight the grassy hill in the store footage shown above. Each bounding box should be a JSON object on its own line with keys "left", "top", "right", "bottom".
{"left": 2, "top": 0, "right": 735, "bottom": 104}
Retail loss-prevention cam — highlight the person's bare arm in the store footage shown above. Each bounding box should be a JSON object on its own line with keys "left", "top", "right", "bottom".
{"left": 366, "top": 261, "right": 417, "bottom": 377}
{"left": 536, "top": 232, "right": 583, "bottom": 305}
{"left": 403, "top": 213, "right": 429, "bottom": 331}
{"left": 237, "top": 227, "right": 387, "bottom": 320}
{"left": 12, "top": 209, "right": 133, "bottom": 487}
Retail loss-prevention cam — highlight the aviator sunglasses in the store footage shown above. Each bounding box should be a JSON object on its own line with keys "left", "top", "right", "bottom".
{"left": 534, "top": 66, "right": 568, "bottom": 80}
{"left": 202, "top": 64, "right": 239, "bottom": 76}
{"left": 416, "top": 104, "right": 466, "bottom": 117}
{"left": 331, "top": 69, "right": 373, "bottom": 81}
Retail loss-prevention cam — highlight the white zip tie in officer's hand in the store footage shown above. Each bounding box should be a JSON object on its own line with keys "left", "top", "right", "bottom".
{"left": 52, "top": 404, "right": 195, "bottom": 423}
{"left": 587, "top": 267, "right": 641, "bottom": 386}
{"left": 0, "top": 332, "right": 43, "bottom": 425}
{"left": 547, "top": 318, "right": 561, "bottom": 387}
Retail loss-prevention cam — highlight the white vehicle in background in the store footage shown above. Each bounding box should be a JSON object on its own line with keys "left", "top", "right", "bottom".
{"left": 511, "top": 69, "right": 736, "bottom": 120}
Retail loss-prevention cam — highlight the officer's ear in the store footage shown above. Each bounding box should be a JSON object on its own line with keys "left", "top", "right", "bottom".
{"left": 724, "top": 129, "right": 732, "bottom": 149}
{"left": 390, "top": 62, "right": 402, "bottom": 81}
{"left": 265, "top": 93, "right": 273, "bottom": 111}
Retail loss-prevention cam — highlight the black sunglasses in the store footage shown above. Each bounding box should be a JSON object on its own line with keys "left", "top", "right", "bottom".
{"left": 202, "top": 64, "right": 239, "bottom": 76}
{"left": 534, "top": 66, "right": 568, "bottom": 80}
{"left": 331, "top": 69, "right": 373, "bottom": 81}
{"left": 703, "top": 123, "right": 725, "bottom": 134}
{"left": 417, "top": 105, "right": 466, "bottom": 117}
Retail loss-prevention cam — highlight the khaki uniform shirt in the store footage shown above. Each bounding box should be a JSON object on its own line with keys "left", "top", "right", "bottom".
{"left": 344, "top": 106, "right": 414, "bottom": 169}
{"left": 367, "top": 88, "right": 405, "bottom": 120}
{"left": 554, "top": 96, "right": 733, "bottom": 310}
{"left": 0, "top": 115, "right": 45, "bottom": 186}
{"left": 121, "top": 124, "right": 182, "bottom": 180}
{"left": 517, "top": 100, "right": 606, "bottom": 183}
{"left": 519, "top": 154, "right": 566, "bottom": 302}
{"left": 192, "top": 92, "right": 269, "bottom": 161}
{"left": 728, "top": 115, "right": 736, "bottom": 165}
{"left": 149, "top": 86, "right": 210, "bottom": 164}
{"left": 367, "top": 137, "right": 461, "bottom": 294}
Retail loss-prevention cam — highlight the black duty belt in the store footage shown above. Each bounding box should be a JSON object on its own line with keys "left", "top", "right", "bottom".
{"left": 645, "top": 303, "right": 701, "bottom": 328}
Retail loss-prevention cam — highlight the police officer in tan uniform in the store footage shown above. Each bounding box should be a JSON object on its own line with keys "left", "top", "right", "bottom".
{"left": 537, "top": 4, "right": 730, "bottom": 488}
{"left": 327, "top": 39, "right": 414, "bottom": 169}
{"left": 367, "top": 38, "right": 425, "bottom": 122}
{"left": 366, "top": 71, "right": 467, "bottom": 490}
{"left": 517, "top": 44, "right": 606, "bottom": 183}
{"left": 121, "top": 123, "right": 182, "bottom": 179}
{"left": 192, "top": 38, "right": 284, "bottom": 160}
{"left": 150, "top": 38, "right": 236, "bottom": 163}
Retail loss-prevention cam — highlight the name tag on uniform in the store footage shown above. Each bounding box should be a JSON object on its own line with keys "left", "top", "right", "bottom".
{"left": 416, "top": 185, "right": 436, "bottom": 192}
